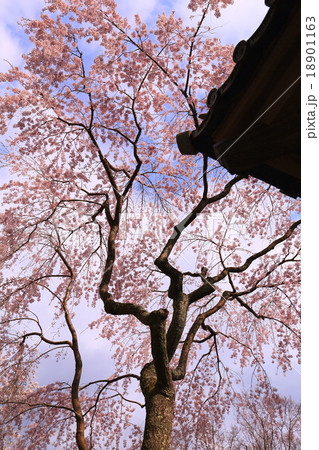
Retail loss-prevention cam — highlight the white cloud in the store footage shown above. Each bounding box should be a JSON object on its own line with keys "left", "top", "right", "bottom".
{"left": 117, "top": 0, "right": 158, "bottom": 23}
{"left": 213, "top": 0, "right": 269, "bottom": 44}
{"left": 0, "top": 0, "right": 44, "bottom": 23}
{"left": 171, "top": 0, "right": 268, "bottom": 44}
{"left": 0, "top": 0, "right": 44, "bottom": 71}
{"left": 0, "top": 24, "right": 23, "bottom": 71}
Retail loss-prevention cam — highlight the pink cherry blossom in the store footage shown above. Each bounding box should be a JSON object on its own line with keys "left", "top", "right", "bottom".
{"left": 0, "top": 1, "right": 300, "bottom": 449}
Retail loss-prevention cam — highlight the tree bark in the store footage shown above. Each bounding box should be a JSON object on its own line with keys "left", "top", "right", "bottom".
{"left": 74, "top": 414, "right": 88, "bottom": 450}
{"left": 140, "top": 364, "right": 175, "bottom": 450}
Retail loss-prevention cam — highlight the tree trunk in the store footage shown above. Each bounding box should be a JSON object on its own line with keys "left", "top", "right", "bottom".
{"left": 140, "top": 364, "right": 175, "bottom": 450}
{"left": 75, "top": 414, "right": 88, "bottom": 450}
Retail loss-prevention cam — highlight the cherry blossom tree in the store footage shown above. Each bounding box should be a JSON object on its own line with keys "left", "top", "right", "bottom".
{"left": 172, "top": 387, "right": 301, "bottom": 449}
{"left": 233, "top": 388, "right": 301, "bottom": 450}
{"left": 0, "top": 0, "right": 300, "bottom": 448}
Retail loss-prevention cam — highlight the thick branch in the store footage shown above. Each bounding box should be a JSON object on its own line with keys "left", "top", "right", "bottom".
{"left": 154, "top": 176, "right": 243, "bottom": 359}
{"left": 100, "top": 289, "right": 169, "bottom": 333}
{"left": 188, "top": 276, "right": 216, "bottom": 304}
{"left": 149, "top": 309, "right": 173, "bottom": 394}
{"left": 172, "top": 295, "right": 227, "bottom": 380}
{"left": 157, "top": 175, "right": 243, "bottom": 263}
{"left": 155, "top": 175, "right": 243, "bottom": 301}
{"left": 20, "top": 332, "right": 72, "bottom": 348}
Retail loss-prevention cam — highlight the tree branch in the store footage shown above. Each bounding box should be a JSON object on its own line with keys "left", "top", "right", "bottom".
{"left": 20, "top": 332, "right": 72, "bottom": 348}
{"left": 210, "top": 220, "right": 301, "bottom": 284}
{"left": 172, "top": 295, "right": 227, "bottom": 380}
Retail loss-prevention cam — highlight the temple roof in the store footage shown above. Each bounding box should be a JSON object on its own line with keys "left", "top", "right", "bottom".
{"left": 176, "top": 0, "right": 301, "bottom": 198}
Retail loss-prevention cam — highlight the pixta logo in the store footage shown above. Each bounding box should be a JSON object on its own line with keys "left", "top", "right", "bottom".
{"left": 117, "top": 211, "right": 232, "bottom": 241}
